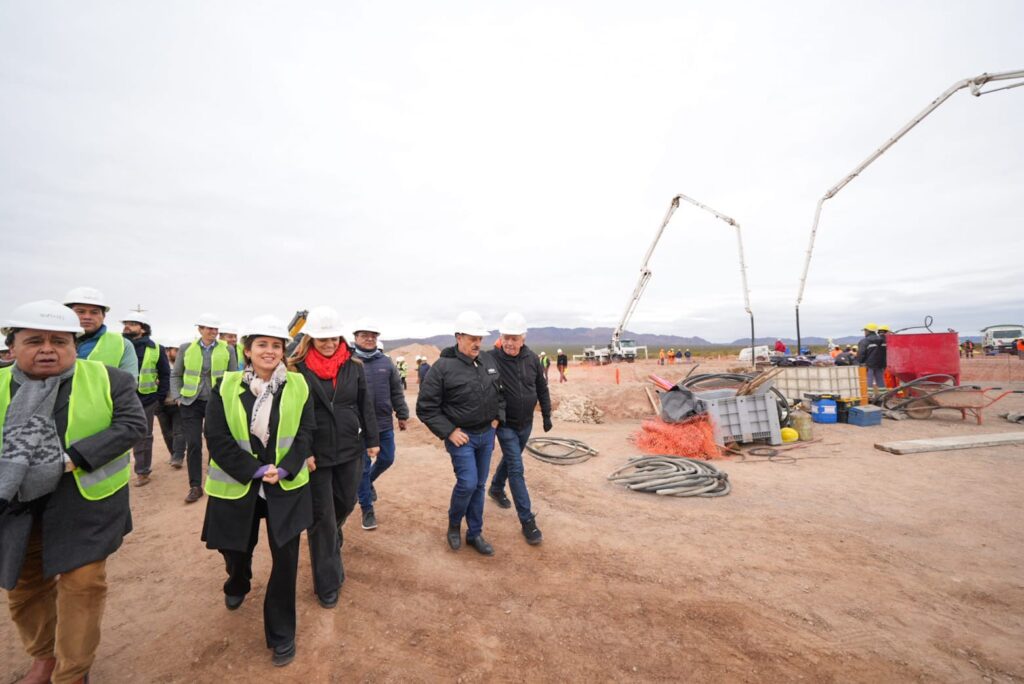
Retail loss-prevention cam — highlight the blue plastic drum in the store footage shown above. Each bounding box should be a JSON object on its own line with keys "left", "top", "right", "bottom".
{"left": 811, "top": 398, "right": 838, "bottom": 424}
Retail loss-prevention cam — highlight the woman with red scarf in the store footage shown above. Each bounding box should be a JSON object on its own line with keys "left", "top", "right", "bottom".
{"left": 288, "top": 306, "right": 379, "bottom": 609}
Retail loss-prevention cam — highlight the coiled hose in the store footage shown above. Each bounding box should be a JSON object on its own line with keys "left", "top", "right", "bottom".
{"left": 525, "top": 438, "right": 599, "bottom": 465}
{"left": 607, "top": 456, "right": 731, "bottom": 497}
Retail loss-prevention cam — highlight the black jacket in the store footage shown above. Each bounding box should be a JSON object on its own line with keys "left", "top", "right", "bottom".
{"left": 416, "top": 346, "right": 506, "bottom": 440}
{"left": 856, "top": 333, "right": 886, "bottom": 369}
{"left": 295, "top": 357, "right": 380, "bottom": 467}
{"left": 357, "top": 349, "right": 410, "bottom": 432}
{"left": 0, "top": 364, "right": 146, "bottom": 589}
{"left": 485, "top": 345, "right": 551, "bottom": 430}
{"left": 201, "top": 377, "right": 316, "bottom": 553}
{"left": 128, "top": 336, "right": 170, "bottom": 405}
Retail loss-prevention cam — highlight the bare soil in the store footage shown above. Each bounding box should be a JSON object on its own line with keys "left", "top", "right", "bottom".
{"left": 3, "top": 356, "right": 1023, "bottom": 683}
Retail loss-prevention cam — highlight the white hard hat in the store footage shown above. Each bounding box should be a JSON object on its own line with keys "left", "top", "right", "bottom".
{"left": 352, "top": 318, "right": 381, "bottom": 336}
{"left": 196, "top": 313, "right": 222, "bottom": 328}
{"left": 396, "top": 356, "right": 405, "bottom": 362}
{"left": 243, "top": 314, "right": 291, "bottom": 341}
{"left": 539, "top": 351, "right": 546, "bottom": 356}
{"left": 63, "top": 286, "right": 110, "bottom": 312}
{"left": 557, "top": 349, "right": 563, "bottom": 354}
{"left": 120, "top": 311, "right": 151, "bottom": 326}
{"left": 454, "top": 310, "right": 488, "bottom": 337}
{"left": 3, "top": 299, "right": 85, "bottom": 335}
{"left": 218, "top": 321, "right": 240, "bottom": 335}
{"left": 305, "top": 306, "right": 347, "bottom": 339}
{"left": 499, "top": 312, "right": 528, "bottom": 336}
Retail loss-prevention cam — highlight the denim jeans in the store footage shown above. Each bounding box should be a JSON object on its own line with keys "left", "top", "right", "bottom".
{"left": 445, "top": 427, "right": 496, "bottom": 539}
{"left": 358, "top": 428, "right": 396, "bottom": 510}
{"left": 491, "top": 425, "right": 534, "bottom": 523}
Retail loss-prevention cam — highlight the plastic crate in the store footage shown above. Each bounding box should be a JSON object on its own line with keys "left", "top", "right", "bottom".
{"left": 696, "top": 391, "right": 782, "bottom": 446}
{"left": 848, "top": 405, "right": 882, "bottom": 427}
{"left": 775, "top": 366, "right": 863, "bottom": 403}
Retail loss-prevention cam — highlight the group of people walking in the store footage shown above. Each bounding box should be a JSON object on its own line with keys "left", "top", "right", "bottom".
{"left": 1, "top": 289, "right": 553, "bottom": 679}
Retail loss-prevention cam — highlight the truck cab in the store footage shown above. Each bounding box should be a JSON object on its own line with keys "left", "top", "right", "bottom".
{"left": 981, "top": 324, "right": 1024, "bottom": 354}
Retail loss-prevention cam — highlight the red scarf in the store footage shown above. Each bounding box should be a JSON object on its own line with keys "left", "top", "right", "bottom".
{"left": 304, "top": 344, "right": 350, "bottom": 386}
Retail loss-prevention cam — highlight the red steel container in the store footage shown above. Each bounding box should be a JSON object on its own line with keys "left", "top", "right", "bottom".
{"left": 885, "top": 331, "right": 960, "bottom": 385}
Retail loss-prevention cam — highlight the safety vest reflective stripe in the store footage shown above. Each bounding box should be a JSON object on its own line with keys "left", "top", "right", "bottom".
{"left": 138, "top": 344, "right": 160, "bottom": 394}
{"left": 205, "top": 370, "right": 310, "bottom": 500}
{"left": 180, "top": 340, "right": 230, "bottom": 398}
{"left": 0, "top": 361, "right": 129, "bottom": 501}
{"left": 86, "top": 331, "right": 125, "bottom": 368}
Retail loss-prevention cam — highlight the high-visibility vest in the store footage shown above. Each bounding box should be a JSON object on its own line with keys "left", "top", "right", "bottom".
{"left": 138, "top": 343, "right": 161, "bottom": 395}
{"left": 180, "top": 340, "right": 230, "bottom": 398}
{"left": 397, "top": 361, "right": 407, "bottom": 378}
{"left": 236, "top": 344, "right": 245, "bottom": 368}
{"left": 84, "top": 330, "right": 125, "bottom": 367}
{"left": 204, "top": 370, "right": 310, "bottom": 500}
{"left": 0, "top": 360, "right": 130, "bottom": 501}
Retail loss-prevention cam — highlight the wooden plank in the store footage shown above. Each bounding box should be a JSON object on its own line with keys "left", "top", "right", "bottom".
{"left": 875, "top": 432, "right": 1024, "bottom": 455}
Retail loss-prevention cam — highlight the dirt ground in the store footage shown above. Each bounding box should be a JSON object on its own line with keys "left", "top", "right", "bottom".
{"left": 3, "top": 356, "right": 1024, "bottom": 683}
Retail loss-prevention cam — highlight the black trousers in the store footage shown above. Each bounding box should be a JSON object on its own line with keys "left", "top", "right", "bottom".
{"left": 307, "top": 458, "right": 362, "bottom": 596}
{"left": 180, "top": 399, "right": 207, "bottom": 488}
{"left": 221, "top": 497, "right": 300, "bottom": 649}
{"left": 156, "top": 402, "right": 185, "bottom": 461}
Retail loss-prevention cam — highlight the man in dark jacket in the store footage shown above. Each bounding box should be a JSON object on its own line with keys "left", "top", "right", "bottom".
{"left": 416, "top": 355, "right": 431, "bottom": 388}
{"left": 485, "top": 313, "right": 551, "bottom": 545}
{"left": 556, "top": 349, "right": 568, "bottom": 383}
{"left": 122, "top": 312, "right": 170, "bottom": 487}
{"left": 351, "top": 320, "right": 409, "bottom": 532}
{"left": 417, "top": 311, "right": 505, "bottom": 556}
{"left": 856, "top": 323, "right": 886, "bottom": 395}
{"left": 1, "top": 300, "right": 146, "bottom": 684}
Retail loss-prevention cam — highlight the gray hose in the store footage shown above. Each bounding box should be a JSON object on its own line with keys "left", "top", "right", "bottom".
{"left": 607, "top": 456, "right": 731, "bottom": 497}
{"left": 525, "top": 438, "right": 599, "bottom": 465}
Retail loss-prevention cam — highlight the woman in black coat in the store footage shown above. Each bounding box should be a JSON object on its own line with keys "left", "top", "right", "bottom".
{"left": 201, "top": 316, "right": 315, "bottom": 668}
{"left": 287, "top": 306, "right": 379, "bottom": 608}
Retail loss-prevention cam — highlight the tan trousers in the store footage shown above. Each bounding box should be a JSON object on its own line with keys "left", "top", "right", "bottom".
{"left": 7, "top": 523, "right": 107, "bottom": 684}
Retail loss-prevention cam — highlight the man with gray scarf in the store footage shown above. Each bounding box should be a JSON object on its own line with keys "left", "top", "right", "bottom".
{"left": 0, "top": 300, "right": 146, "bottom": 684}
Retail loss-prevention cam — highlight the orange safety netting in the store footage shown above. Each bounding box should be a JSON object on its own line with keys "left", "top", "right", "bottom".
{"left": 632, "top": 415, "right": 723, "bottom": 460}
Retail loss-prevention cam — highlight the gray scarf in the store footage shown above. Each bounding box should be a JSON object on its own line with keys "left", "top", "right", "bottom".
{"left": 353, "top": 345, "right": 381, "bottom": 361}
{"left": 0, "top": 363, "right": 75, "bottom": 507}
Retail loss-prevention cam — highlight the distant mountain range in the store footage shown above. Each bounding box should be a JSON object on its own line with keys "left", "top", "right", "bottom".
{"left": 384, "top": 327, "right": 981, "bottom": 349}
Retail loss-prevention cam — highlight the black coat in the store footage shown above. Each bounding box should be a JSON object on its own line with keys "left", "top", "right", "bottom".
{"left": 856, "top": 333, "right": 886, "bottom": 369}
{"left": 0, "top": 364, "right": 146, "bottom": 589}
{"left": 485, "top": 345, "right": 551, "bottom": 430}
{"left": 416, "top": 346, "right": 506, "bottom": 441}
{"left": 294, "top": 358, "right": 379, "bottom": 467}
{"left": 201, "top": 377, "right": 315, "bottom": 553}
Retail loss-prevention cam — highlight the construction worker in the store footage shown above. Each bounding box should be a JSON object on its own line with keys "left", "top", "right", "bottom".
{"left": 834, "top": 346, "right": 856, "bottom": 366}
{"left": 539, "top": 350, "right": 551, "bottom": 380}
{"left": 667, "top": 347, "right": 675, "bottom": 365}
{"left": 156, "top": 344, "right": 185, "bottom": 466}
{"left": 351, "top": 319, "right": 409, "bottom": 532}
{"left": 201, "top": 315, "right": 315, "bottom": 668}
{"left": 486, "top": 313, "right": 551, "bottom": 545}
{"left": 395, "top": 355, "right": 408, "bottom": 390}
{"left": 856, "top": 323, "right": 886, "bottom": 396}
{"left": 556, "top": 349, "right": 568, "bottom": 383}
{"left": 774, "top": 338, "right": 787, "bottom": 354}
{"left": 287, "top": 307, "right": 378, "bottom": 608}
{"left": 170, "top": 313, "right": 239, "bottom": 504}
{"left": 417, "top": 354, "right": 432, "bottom": 388}
{"left": 219, "top": 322, "right": 243, "bottom": 364}
{"left": 63, "top": 286, "right": 138, "bottom": 378}
{"left": 417, "top": 311, "right": 505, "bottom": 555}
{"left": 121, "top": 312, "right": 170, "bottom": 487}
{"left": 965, "top": 339, "right": 975, "bottom": 358}
{"left": 684, "top": 348, "right": 692, "bottom": 363}
{"left": 1, "top": 299, "right": 146, "bottom": 684}
{"left": 0, "top": 339, "right": 12, "bottom": 368}
{"left": 658, "top": 348, "right": 666, "bottom": 366}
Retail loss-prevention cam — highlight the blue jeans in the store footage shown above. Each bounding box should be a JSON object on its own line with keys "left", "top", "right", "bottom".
{"left": 358, "top": 428, "right": 396, "bottom": 510}
{"left": 445, "top": 428, "right": 496, "bottom": 539}
{"left": 491, "top": 425, "right": 534, "bottom": 523}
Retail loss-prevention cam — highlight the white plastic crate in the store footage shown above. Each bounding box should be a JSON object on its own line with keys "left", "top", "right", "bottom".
{"left": 773, "top": 366, "right": 862, "bottom": 402}
{"left": 696, "top": 391, "right": 782, "bottom": 446}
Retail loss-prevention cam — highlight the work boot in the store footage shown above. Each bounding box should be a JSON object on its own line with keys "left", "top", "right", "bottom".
{"left": 134, "top": 473, "right": 151, "bottom": 487}
{"left": 488, "top": 487, "right": 512, "bottom": 509}
{"left": 271, "top": 641, "right": 296, "bottom": 667}
{"left": 225, "top": 594, "right": 245, "bottom": 611}
{"left": 466, "top": 535, "right": 494, "bottom": 556}
{"left": 184, "top": 486, "right": 203, "bottom": 504}
{"left": 447, "top": 525, "right": 461, "bottom": 550}
{"left": 16, "top": 657, "right": 56, "bottom": 684}
{"left": 361, "top": 508, "right": 377, "bottom": 530}
{"left": 317, "top": 590, "right": 339, "bottom": 609}
{"left": 169, "top": 458, "right": 183, "bottom": 469}
{"left": 521, "top": 516, "right": 543, "bottom": 545}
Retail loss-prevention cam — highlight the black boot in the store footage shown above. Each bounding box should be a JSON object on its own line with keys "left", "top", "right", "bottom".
{"left": 447, "top": 525, "right": 461, "bottom": 550}
{"left": 521, "top": 515, "right": 543, "bottom": 545}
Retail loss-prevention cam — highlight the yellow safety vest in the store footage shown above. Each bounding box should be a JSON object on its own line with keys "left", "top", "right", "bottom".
{"left": 204, "top": 371, "right": 310, "bottom": 499}
{"left": 0, "top": 361, "right": 130, "bottom": 501}
{"left": 180, "top": 340, "right": 230, "bottom": 398}
{"left": 84, "top": 330, "right": 125, "bottom": 367}
{"left": 138, "top": 344, "right": 161, "bottom": 395}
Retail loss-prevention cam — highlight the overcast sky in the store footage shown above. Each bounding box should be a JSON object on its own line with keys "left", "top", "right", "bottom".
{"left": 2, "top": 1, "right": 1022, "bottom": 345}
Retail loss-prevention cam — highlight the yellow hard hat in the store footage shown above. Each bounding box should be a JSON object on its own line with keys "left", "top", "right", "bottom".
{"left": 781, "top": 427, "right": 799, "bottom": 443}
{"left": 864, "top": 322, "right": 878, "bottom": 332}
{"left": 878, "top": 324, "right": 890, "bottom": 332}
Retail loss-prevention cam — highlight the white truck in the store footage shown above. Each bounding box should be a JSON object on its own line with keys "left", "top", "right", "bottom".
{"left": 981, "top": 324, "right": 1024, "bottom": 354}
